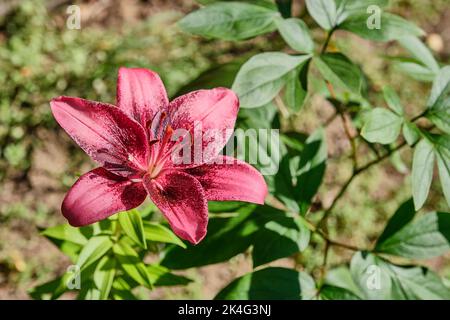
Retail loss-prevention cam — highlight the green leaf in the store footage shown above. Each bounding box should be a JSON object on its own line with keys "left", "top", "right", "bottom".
{"left": 361, "top": 108, "right": 403, "bottom": 144}
{"left": 236, "top": 103, "right": 284, "bottom": 180}
{"left": 275, "top": 0, "right": 292, "bottom": 18}
{"left": 340, "top": 13, "right": 424, "bottom": 42}
{"left": 273, "top": 129, "right": 325, "bottom": 214}
{"left": 275, "top": 17, "right": 314, "bottom": 53}
{"left": 196, "top": 0, "right": 277, "bottom": 10}
{"left": 393, "top": 59, "right": 436, "bottom": 82}
{"left": 383, "top": 86, "right": 403, "bottom": 116}
{"left": 111, "top": 277, "right": 138, "bottom": 300}
{"left": 41, "top": 224, "right": 88, "bottom": 246}
{"left": 325, "top": 266, "right": 363, "bottom": 297}
{"left": 314, "top": 53, "right": 365, "bottom": 96}
{"left": 29, "top": 275, "right": 69, "bottom": 300}
{"left": 252, "top": 215, "right": 310, "bottom": 267}
{"left": 320, "top": 285, "right": 361, "bottom": 300}
{"left": 294, "top": 128, "right": 327, "bottom": 214}
{"left": 147, "top": 265, "right": 192, "bottom": 287}
{"left": 162, "top": 205, "right": 299, "bottom": 269}
{"left": 284, "top": 62, "right": 309, "bottom": 112}
{"left": 42, "top": 239, "right": 81, "bottom": 263}
{"left": 161, "top": 204, "right": 259, "bottom": 269}
{"left": 412, "top": 139, "right": 435, "bottom": 210}
{"left": 178, "top": 2, "right": 279, "bottom": 41}
{"left": 78, "top": 285, "right": 101, "bottom": 300}
{"left": 143, "top": 221, "right": 186, "bottom": 248}
{"left": 237, "top": 101, "right": 278, "bottom": 129}
{"left": 215, "top": 267, "right": 316, "bottom": 299}
{"left": 93, "top": 220, "right": 114, "bottom": 235}
{"left": 305, "top": 0, "right": 337, "bottom": 30}
{"left": 274, "top": 154, "right": 300, "bottom": 212}
{"left": 281, "top": 132, "right": 307, "bottom": 153}
{"left": 69, "top": 245, "right": 88, "bottom": 265}
{"left": 434, "top": 136, "right": 450, "bottom": 207}
{"left": 138, "top": 203, "right": 157, "bottom": 219}
{"left": 376, "top": 198, "right": 416, "bottom": 247}
{"left": 77, "top": 236, "right": 113, "bottom": 271}
{"left": 335, "top": 0, "right": 389, "bottom": 24}
{"left": 402, "top": 122, "right": 421, "bottom": 146}
{"left": 208, "top": 201, "right": 250, "bottom": 213}
{"left": 113, "top": 240, "right": 153, "bottom": 289}
{"left": 232, "top": 52, "right": 311, "bottom": 108}
{"left": 376, "top": 212, "right": 450, "bottom": 259}
{"left": 427, "top": 66, "right": 450, "bottom": 134}
{"left": 176, "top": 59, "right": 244, "bottom": 95}
{"left": 398, "top": 36, "right": 440, "bottom": 74}
{"left": 390, "top": 147, "right": 408, "bottom": 174}
{"left": 93, "top": 256, "right": 116, "bottom": 300}
{"left": 351, "top": 252, "right": 450, "bottom": 299}
{"left": 118, "top": 210, "right": 146, "bottom": 249}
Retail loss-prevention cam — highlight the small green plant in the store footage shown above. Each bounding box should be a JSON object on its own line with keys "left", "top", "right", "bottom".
{"left": 30, "top": 207, "right": 191, "bottom": 299}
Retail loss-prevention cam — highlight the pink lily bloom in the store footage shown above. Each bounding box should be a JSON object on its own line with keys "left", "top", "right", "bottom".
{"left": 50, "top": 67, "right": 267, "bottom": 244}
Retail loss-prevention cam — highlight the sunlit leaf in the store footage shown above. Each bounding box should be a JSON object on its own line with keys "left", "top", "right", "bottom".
{"left": 427, "top": 66, "right": 450, "bottom": 134}
{"left": 118, "top": 210, "right": 147, "bottom": 249}
{"left": 305, "top": 0, "right": 337, "bottom": 30}
{"left": 412, "top": 139, "right": 435, "bottom": 210}
{"left": 361, "top": 108, "right": 403, "bottom": 144}
{"left": 351, "top": 252, "right": 450, "bottom": 299}
{"left": 77, "top": 236, "right": 113, "bottom": 271}
{"left": 178, "top": 2, "right": 279, "bottom": 40}
{"left": 93, "top": 255, "right": 116, "bottom": 300}
{"left": 275, "top": 17, "right": 314, "bottom": 53}
{"left": 340, "top": 13, "right": 424, "bottom": 42}
{"left": 143, "top": 221, "right": 186, "bottom": 248}
{"left": 232, "top": 52, "right": 311, "bottom": 108}
{"left": 112, "top": 240, "right": 153, "bottom": 289}
{"left": 376, "top": 212, "right": 450, "bottom": 259}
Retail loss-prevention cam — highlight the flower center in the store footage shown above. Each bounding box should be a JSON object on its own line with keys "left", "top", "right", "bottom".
{"left": 146, "top": 111, "right": 178, "bottom": 179}
{"left": 144, "top": 110, "right": 190, "bottom": 180}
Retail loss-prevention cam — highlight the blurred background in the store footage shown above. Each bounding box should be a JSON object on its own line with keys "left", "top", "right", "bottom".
{"left": 0, "top": 0, "right": 449, "bottom": 299}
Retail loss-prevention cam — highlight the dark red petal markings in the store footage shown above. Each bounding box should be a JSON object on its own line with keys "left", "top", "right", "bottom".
{"left": 117, "top": 67, "right": 169, "bottom": 129}
{"left": 185, "top": 156, "right": 267, "bottom": 204}
{"left": 168, "top": 88, "right": 239, "bottom": 166}
{"left": 143, "top": 170, "right": 208, "bottom": 244}
{"left": 62, "top": 168, "right": 147, "bottom": 226}
{"left": 50, "top": 96, "right": 149, "bottom": 177}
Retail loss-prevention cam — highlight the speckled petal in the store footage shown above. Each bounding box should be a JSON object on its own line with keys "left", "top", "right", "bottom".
{"left": 184, "top": 156, "right": 267, "bottom": 204}
{"left": 143, "top": 171, "right": 208, "bottom": 244}
{"left": 117, "top": 67, "right": 169, "bottom": 129}
{"left": 168, "top": 88, "right": 239, "bottom": 166}
{"left": 50, "top": 96, "right": 149, "bottom": 177}
{"left": 62, "top": 167, "right": 147, "bottom": 226}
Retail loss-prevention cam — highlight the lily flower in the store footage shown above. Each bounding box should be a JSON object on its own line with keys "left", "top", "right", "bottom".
{"left": 50, "top": 67, "right": 267, "bottom": 244}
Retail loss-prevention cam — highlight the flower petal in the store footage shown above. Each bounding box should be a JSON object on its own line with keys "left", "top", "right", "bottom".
{"left": 117, "top": 67, "right": 169, "bottom": 129}
{"left": 168, "top": 88, "right": 239, "bottom": 166}
{"left": 62, "top": 168, "right": 147, "bottom": 226}
{"left": 143, "top": 171, "right": 208, "bottom": 244}
{"left": 184, "top": 156, "right": 267, "bottom": 204}
{"left": 50, "top": 96, "right": 149, "bottom": 176}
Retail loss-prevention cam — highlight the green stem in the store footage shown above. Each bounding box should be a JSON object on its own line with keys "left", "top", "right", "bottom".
{"left": 339, "top": 112, "right": 358, "bottom": 169}
{"left": 320, "top": 29, "right": 335, "bottom": 54}
{"left": 317, "top": 109, "right": 431, "bottom": 228}
{"left": 317, "top": 141, "right": 408, "bottom": 228}
{"left": 410, "top": 109, "right": 428, "bottom": 122}
{"left": 301, "top": 216, "right": 364, "bottom": 252}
